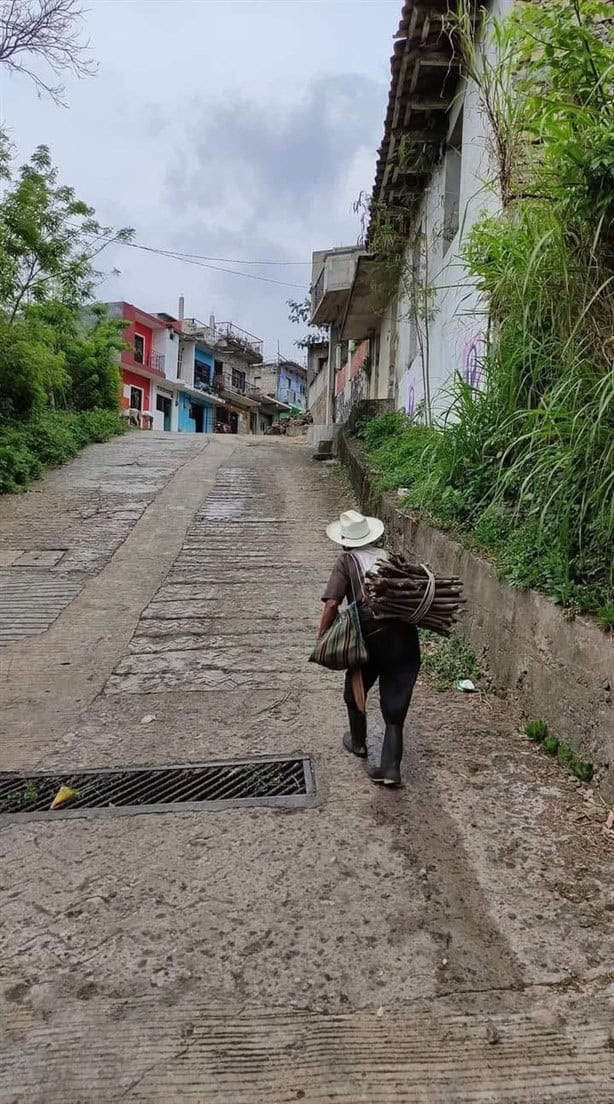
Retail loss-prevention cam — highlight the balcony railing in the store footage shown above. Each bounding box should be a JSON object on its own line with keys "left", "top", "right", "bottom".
{"left": 214, "top": 322, "right": 263, "bottom": 361}
{"left": 213, "top": 371, "right": 265, "bottom": 401}
{"left": 181, "top": 318, "right": 217, "bottom": 344}
{"left": 127, "top": 349, "right": 166, "bottom": 377}
{"left": 312, "top": 267, "right": 325, "bottom": 311}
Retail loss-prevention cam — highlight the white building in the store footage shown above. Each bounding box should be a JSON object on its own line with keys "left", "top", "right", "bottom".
{"left": 310, "top": 0, "right": 514, "bottom": 425}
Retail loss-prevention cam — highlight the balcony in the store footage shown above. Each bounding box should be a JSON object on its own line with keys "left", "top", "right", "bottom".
{"left": 311, "top": 247, "right": 364, "bottom": 328}
{"left": 182, "top": 318, "right": 216, "bottom": 345}
{"left": 214, "top": 369, "right": 260, "bottom": 407}
{"left": 214, "top": 370, "right": 246, "bottom": 396}
{"left": 125, "top": 348, "right": 166, "bottom": 378}
{"left": 214, "top": 322, "right": 264, "bottom": 364}
{"left": 340, "top": 255, "right": 382, "bottom": 341}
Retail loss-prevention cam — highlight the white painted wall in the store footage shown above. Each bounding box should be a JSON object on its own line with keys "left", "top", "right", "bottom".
{"left": 152, "top": 327, "right": 179, "bottom": 380}
{"left": 371, "top": 298, "right": 395, "bottom": 401}
{"left": 178, "top": 340, "right": 195, "bottom": 389}
{"left": 391, "top": 0, "right": 514, "bottom": 420}
{"left": 308, "top": 364, "right": 328, "bottom": 409}
{"left": 152, "top": 384, "right": 178, "bottom": 432}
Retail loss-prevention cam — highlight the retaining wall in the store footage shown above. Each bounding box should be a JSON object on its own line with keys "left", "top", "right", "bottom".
{"left": 338, "top": 429, "right": 613, "bottom": 797}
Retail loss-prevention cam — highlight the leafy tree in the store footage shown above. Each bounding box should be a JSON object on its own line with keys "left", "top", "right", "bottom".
{"left": 287, "top": 295, "right": 328, "bottom": 349}
{"left": 0, "top": 141, "right": 133, "bottom": 322}
{"left": 0, "top": 139, "right": 131, "bottom": 418}
{"left": 0, "top": 313, "right": 66, "bottom": 419}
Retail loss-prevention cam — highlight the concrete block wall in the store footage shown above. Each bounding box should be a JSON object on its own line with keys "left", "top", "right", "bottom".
{"left": 338, "top": 431, "right": 613, "bottom": 798}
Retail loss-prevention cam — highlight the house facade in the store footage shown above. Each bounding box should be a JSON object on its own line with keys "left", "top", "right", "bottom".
{"left": 309, "top": 0, "right": 513, "bottom": 426}
{"left": 306, "top": 340, "right": 329, "bottom": 425}
{"left": 252, "top": 359, "right": 308, "bottom": 413}
{"left": 105, "top": 301, "right": 278, "bottom": 435}
{"left": 106, "top": 301, "right": 177, "bottom": 427}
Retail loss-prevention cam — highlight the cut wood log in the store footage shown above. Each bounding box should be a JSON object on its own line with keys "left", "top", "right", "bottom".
{"left": 364, "top": 552, "right": 464, "bottom": 636}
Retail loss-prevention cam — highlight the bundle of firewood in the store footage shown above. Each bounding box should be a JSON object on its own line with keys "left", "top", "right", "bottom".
{"left": 365, "top": 552, "right": 465, "bottom": 637}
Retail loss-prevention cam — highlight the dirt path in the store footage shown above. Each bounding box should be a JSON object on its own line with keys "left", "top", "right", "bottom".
{"left": 0, "top": 434, "right": 611, "bottom": 1102}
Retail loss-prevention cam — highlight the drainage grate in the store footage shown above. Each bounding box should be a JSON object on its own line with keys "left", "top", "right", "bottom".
{"left": 0, "top": 757, "right": 316, "bottom": 820}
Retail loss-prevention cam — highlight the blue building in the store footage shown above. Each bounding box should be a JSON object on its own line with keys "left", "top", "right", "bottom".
{"left": 256, "top": 359, "right": 308, "bottom": 411}
{"left": 175, "top": 334, "right": 223, "bottom": 433}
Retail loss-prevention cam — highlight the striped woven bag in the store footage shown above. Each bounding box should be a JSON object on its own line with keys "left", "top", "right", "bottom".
{"left": 309, "top": 555, "right": 368, "bottom": 671}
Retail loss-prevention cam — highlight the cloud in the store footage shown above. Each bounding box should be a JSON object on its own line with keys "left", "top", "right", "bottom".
{"left": 99, "top": 71, "right": 388, "bottom": 355}
{"left": 165, "top": 72, "right": 385, "bottom": 255}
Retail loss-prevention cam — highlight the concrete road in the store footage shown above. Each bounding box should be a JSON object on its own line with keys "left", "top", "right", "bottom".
{"left": 0, "top": 432, "right": 612, "bottom": 1102}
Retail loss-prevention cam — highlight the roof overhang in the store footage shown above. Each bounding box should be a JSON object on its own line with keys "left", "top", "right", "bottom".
{"left": 258, "top": 395, "right": 296, "bottom": 413}
{"left": 163, "top": 379, "right": 226, "bottom": 407}
{"left": 369, "top": 0, "right": 465, "bottom": 238}
{"left": 133, "top": 306, "right": 168, "bottom": 331}
{"left": 340, "top": 255, "right": 383, "bottom": 341}
{"left": 219, "top": 390, "right": 259, "bottom": 411}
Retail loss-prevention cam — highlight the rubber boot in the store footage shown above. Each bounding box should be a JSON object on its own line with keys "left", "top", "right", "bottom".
{"left": 342, "top": 706, "right": 367, "bottom": 758}
{"left": 368, "top": 723, "right": 403, "bottom": 785}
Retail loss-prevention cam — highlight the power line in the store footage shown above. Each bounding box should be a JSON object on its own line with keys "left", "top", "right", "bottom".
{"left": 124, "top": 243, "right": 310, "bottom": 266}
{"left": 117, "top": 240, "right": 308, "bottom": 290}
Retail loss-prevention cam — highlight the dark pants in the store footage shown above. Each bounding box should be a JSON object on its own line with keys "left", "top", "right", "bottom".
{"left": 344, "top": 619, "right": 421, "bottom": 725}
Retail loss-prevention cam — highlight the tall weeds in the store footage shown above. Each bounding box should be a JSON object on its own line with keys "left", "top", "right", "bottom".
{"left": 363, "top": 0, "right": 614, "bottom": 615}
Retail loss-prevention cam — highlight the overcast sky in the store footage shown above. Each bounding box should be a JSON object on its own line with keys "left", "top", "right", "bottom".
{"left": 4, "top": 0, "right": 399, "bottom": 358}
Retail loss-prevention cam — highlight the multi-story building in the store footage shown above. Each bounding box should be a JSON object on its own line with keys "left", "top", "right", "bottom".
{"left": 252, "top": 359, "right": 308, "bottom": 412}
{"left": 105, "top": 301, "right": 178, "bottom": 428}
{"left": 306, "top": 341, "right": 329, "bottom": 426}
{"left": 309, "top": 0, "right": 514, "bottom": 427}
{"left": 105, "top": 300, "right": 277, "bottom": 435}
{"left": 158, "top": 312, "right": 225, "bottom": 434}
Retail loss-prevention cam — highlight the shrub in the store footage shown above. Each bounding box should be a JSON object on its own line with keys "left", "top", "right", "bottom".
{"left": 420, "top": 630, "right": 481, "bottom": 691}
{"left": 597, "top": 604, "right": 614, "bottom": 633}
{"left": 542, "top": 735, "right": 560, "bottom": 757}
{"left": 0, "top": 410, "right": 126, "bottom": 494}
{"left": 525, "top": 720, "right": 548, "bottom": 743}
{"left": 0, "top": 440, "right": 42, "bottom": 493}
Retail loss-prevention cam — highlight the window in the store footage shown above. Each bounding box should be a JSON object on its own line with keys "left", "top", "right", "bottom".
{"left": 317, "top": 355, "right": 327, "bottom": 376}
{"left": 443, "top": 110, "right": 463, "bottom": 255}
{"left": 134, "top": 333, "right": 145, "bottom": 364}
{"left": 232, "top": 367, "right": 246, "bottom": 392}
{"left": 130, "top": 386, "right": 143, "bottom": 411}
{"left": 156, "top": 394, "right": 166, "bottom": 413}
{"left": 194, "top": 362, "right": 210, "bottom": 388}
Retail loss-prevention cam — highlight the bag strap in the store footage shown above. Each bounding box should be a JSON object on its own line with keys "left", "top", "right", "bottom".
{"left": 346, "top": 552, "right": 366, "bottom": 605}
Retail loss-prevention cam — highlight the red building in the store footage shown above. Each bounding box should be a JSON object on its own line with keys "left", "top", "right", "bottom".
{"left": 106, "top": 301, "right": 172, "bottom": 425}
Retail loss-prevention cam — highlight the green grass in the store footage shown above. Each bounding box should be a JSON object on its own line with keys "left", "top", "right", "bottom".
{"left": 419, "top": 630, "right": 482, "bottom": 691}
{"left": 523, "top": 720, "right": 594, "bottom": 779}
{"left": 357, "top": 413, "right": 612, "bottom": 616}
{"left": 354, "top": 2, "right": 613, "bottom": 621}
{"left": 525, "top": 720, "right": 548, "bottom": 743}
{"left": 0, "top": 409, "right": 128, "bottom": 494}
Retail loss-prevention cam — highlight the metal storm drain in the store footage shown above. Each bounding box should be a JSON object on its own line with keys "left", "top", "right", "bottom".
{"left": 0, "top": 758, "right": 315, "bottom": 820}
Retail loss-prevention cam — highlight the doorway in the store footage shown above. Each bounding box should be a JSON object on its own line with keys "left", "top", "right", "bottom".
{"left": 190, "top": 403, "right": 205, "bottom": 433}
{"left": 156, "top": 394, "right": 172, "bottom": 431}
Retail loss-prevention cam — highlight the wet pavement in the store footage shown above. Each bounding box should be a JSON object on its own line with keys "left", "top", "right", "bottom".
{"left": 0, "top": 432, "right": 612, "bottom": 1102}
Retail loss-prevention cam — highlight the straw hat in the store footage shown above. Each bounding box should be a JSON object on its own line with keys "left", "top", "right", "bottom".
{"left": 326, "top": 509, "right": 384, "bottom": 548}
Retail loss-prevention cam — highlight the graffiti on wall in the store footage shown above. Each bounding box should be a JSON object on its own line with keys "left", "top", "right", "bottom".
{"left": 334, "top": 370, "right": 367, "bottom": 425}
{"left": 462, "top": 332, "right": 486, "bottom": 390}
{"left": 398, "top": 368, "right": 418, "bottom": 419}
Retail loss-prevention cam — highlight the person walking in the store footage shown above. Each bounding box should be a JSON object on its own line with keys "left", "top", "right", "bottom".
{"left": 318, "top": 510, "right": 421, "bottom": 785}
